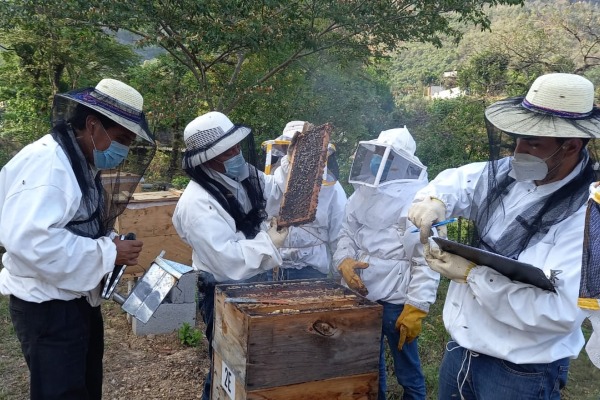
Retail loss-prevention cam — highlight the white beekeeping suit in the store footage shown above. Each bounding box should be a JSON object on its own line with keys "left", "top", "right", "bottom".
{"left": 333, "top": 127, "right": 438, "bottom": 305}
{"left": 264, "top": 121, "right": 347, "bottom": 279}
{"left": 333, "top": 126, "right": 438, "bottom": 400}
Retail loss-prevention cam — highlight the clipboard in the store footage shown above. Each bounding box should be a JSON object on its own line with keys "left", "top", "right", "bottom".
{"left": 431, "top": 237, "right": 556, "bottom": 292}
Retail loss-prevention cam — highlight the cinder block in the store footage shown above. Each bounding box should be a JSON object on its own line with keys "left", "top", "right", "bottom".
{"left": 132, "top": 302, "right": 197, "bottom": 336}
{"left": 166, "top": 271, "right": 198, "bottom": 304}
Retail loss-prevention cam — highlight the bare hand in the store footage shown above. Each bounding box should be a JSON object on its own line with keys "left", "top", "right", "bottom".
{"left": 113, "top": 237, "right": 143, "bottom": 266}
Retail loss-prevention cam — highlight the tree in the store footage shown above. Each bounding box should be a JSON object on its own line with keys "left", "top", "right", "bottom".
{"left": 127, "top": 56, "right": 200, "bottom": 182}
{"left": 458, "top": 50, "right": 510, "bottom": 96}
{"left": 2, "top": 0, "right": 523, "bottom": 116}
{"left": 0, "top": 11, "right": 140, "bottom": 146}
{"left": 401, "top": 97, "right": 489, "bottom": 179}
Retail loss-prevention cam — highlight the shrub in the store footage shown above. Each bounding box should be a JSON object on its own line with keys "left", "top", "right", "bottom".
{"left": 178, "top": 322, "right": 202, "bottom": 347}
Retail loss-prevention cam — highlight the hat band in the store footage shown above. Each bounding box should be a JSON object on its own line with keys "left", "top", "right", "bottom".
{"left": 73, "top": 90, "right": 144, "bottom": 124}
{"left": 186, "top": 124, "right": 247, "bottom": 152}
{"left": 522, "top": 98, "right": 592, "bottom": 119}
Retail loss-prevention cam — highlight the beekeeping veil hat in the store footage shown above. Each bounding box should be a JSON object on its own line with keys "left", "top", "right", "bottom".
{"left": 347, "top": 127, "right": 428, "bottom": 228}
{"left": 349, "top": 126, "right": 426, "bottom": 187}
{"left": 183, "top": 111, "right": 252, "bottom": 168}
{"left": 50, "top": 78, "right": 156, "bottom": 239}
{"left": 261, "top": 121, "right": 305, "bottom": 175}
{"left": 281, "top": 120, "right": 305, "bottom": 140}
{"left": 485, "top": 73, "right": 600, "bottom": 139}
{"left": 53, "top": 78, "right": 153, "bottom": 144}
{"left": 468, "top": 73, "right": 599, "bottom": 260}
{"left": 182, "top": 111, "right": 265, "bottom": 239}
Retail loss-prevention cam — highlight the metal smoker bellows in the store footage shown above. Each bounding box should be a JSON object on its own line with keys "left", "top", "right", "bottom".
{"left": 102, "top": 249, "right": 193, "bottom": 323}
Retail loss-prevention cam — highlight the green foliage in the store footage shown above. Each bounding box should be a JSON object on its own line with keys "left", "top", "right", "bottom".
{"left": 171, "top": 175, "right": 190, "bottom": 190}
{"left": 177, "top": 322, "right": 203, "bottom": 347}
{"left": 0, "top": 7, "right": 140, "bottom": 148}
{"left": 0, "top": 294, "right": 29, "bottom": 397}
{"left": 459, "top": 51, "right": 511, "bottom": 96}
{"left": 127, "top": 56, "right": 198, "bottom": 181}
{"left": 143, "top": 150, "right": 172, "bottom": 184}
{"left": 401, "top": 97, "right": 489, "bottom": 179}
{"left": 4, "top": 0, "right": 523, "bottom": 115}
{"left": 389, "top": 0, "right": 600, "bottom": 103}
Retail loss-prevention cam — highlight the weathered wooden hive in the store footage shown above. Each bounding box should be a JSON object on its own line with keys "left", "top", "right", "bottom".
{"left": 211, "top": 280, "right": 382, "bottom": 400}
{"left": 115, "top": 189, "right": 192, "bottom": 278}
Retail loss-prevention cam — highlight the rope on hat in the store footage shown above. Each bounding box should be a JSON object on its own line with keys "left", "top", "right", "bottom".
{"left": 521, "top": 98, "right": 593, "bottom": 119}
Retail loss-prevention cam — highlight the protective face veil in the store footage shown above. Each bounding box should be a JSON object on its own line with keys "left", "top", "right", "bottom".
{"left": 349, "top": 144, "right": 426, "bottom": 187}
{"left": 91, "top": 123, "right": 130, "bottom": 170}
{"left": 222, "top": 152, "right": 247, "bottom": 179}
{"left": 509, "top": 144, "right": 564, "bottom": 182}
{"left": 369, "top": 154, "right": 392, "bottom": 178}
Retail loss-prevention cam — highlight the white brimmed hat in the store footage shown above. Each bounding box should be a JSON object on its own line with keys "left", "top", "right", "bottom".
{"left": 485, "top": 73, "right": 600, "bottom": 138}
{"left": 53, "top": 78, "right": 153, "bottom": 143}
{"left": 183, "top": 111, "right": 251, "bottom": 167}
{"left": 280, "top": 120, "right": 306, "bottom": 140}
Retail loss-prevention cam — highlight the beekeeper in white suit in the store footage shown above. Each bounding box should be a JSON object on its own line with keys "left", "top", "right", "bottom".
{"left": 0, "top": 78, "right": 155, "bottom": 400}
{"left": 333, "top": 127, "right": 438, "bottom": 400}
{"left": 263, "top": 121, "right": 347, "bottom": 280}
{"left": 409, "top": 73, "right": 600, "bottom": 399}
{"left": 580, "top": 182, "right": 600, "bottom": 369}
{"left": 172, "top": 111, "right": 289, "bottom": 400}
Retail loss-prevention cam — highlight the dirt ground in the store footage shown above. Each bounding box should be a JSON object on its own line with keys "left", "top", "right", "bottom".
{"left": 101, "top": 301, "right": 209, "bottom": 400}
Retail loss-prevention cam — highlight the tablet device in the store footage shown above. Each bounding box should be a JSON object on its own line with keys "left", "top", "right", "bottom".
{"left": 431, "top": 237, "right": 556, "bottom": 292}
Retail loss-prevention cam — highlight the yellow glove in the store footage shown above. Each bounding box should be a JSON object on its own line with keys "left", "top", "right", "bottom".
{"left": 424, "top": 243, "right": 476, "bottom": 283}
{"left": 408, "top": 196, "right": 447, "bottom": 244}
{"left": 267, "top": 218, "right": 289, "bottom": 248}
{"left": 337, "top": 258, "right": 369, "bottom": 296}
{"left": 590, "top": 181, "right": 600, "bottom": 204}
{"left": 395, "top": 304, "right": 428, "bottom": 350}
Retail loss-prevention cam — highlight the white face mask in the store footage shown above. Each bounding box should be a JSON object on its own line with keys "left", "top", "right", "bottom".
{"left": 509, "top": 145, "right": 564, "bottom": 182}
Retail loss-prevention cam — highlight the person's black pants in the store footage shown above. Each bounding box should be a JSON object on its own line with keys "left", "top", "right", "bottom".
{"left": 200, "top": 284, "right": 215, "bottom": 400}
{"left": 9, "top": 295, "right": 104, "bottom": 400}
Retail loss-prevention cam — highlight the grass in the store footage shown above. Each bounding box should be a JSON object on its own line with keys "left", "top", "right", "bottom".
{"left": 0, "top": 277, "right": 599, "bottom": 399}
{"left": 0, "top": 294, "right": 28, "bottom": 400}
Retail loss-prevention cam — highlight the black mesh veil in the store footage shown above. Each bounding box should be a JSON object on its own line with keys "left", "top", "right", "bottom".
{"left": 184, "top": 128, "right": 267, "bottom": 239}
{"left": 51, "top": 89, "right": 156, "bottom": 239}
{"left": 465, "top": 97, "right": 599, "bottom": 258}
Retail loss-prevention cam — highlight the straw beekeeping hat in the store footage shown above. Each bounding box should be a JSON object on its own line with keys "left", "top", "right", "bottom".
{"left": 53, "top": 78, "right": 153, "bottom": 143}
{"left": 485, "top": 73, "right": 600, "bottom": 138}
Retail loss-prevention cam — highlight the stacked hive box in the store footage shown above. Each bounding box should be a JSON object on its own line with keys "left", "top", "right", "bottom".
{"left": 115, "top": 189, "right": 192, "bottom": 278}
{"left": 212, "top": 280, "right": 382, "bottom": 400}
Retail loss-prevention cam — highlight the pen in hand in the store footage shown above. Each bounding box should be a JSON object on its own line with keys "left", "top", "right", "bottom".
{"left": 411, "top": 218, "right": 458, "bottom": 233}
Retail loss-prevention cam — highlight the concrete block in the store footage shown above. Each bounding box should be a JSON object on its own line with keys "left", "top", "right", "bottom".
{"left": 166, "top": 271, "right": 198, "bottom": 304}
{"left": 132, "top": 302, "right": 197, "bottom": 336}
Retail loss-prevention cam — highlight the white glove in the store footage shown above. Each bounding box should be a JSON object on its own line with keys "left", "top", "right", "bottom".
{"left": 408, "top": 196, "right": 447, "bottom": 244}
{"left": 267, "top": 217, "right": 288, "bottom": 248}
{"left": 586, "top": 313, "right": 600, "bottom": 368}
{"left": 424, "top": 241, "right": 475, "bottom": 283}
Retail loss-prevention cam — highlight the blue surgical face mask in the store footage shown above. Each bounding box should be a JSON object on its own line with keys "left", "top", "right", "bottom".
{"left": 369, "top": 154, "right": 391, "bottom": 178}
{"left": 223, "top": 152, "right": 247, "bottom": 179}
{"left": 91, "top": 123, "right": 130, "bottom": 170}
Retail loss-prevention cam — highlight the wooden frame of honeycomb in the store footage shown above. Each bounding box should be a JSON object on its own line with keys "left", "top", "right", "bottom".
{"left": 277, "top": 123, "right": 332, "bottom": 228}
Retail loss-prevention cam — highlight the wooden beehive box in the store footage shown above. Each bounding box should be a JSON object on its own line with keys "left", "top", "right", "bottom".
{"left": 101, "top": 170, "right": 143, "bottom": 194}
{"left": 212, "top": 280, "right": 382, "bottom": 400}
{"left": 115, "top": 189, "right": 192, "bottom": 278}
